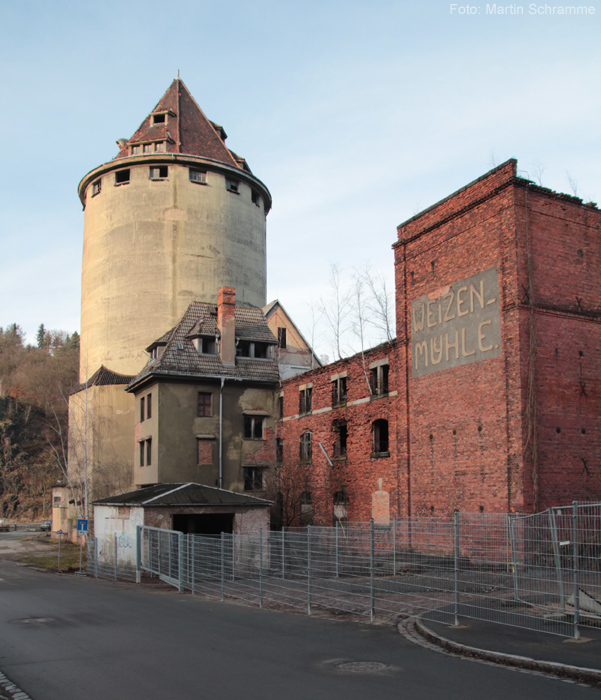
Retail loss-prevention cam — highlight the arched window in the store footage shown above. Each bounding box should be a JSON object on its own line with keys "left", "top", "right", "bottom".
{"left": 300, "top": 432, "right": 312, "bottom": 462}
{"left": 372, "top": 419, "right": 389, "bottom": 455}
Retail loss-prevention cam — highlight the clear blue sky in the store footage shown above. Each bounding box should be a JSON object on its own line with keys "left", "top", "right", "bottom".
{"left": 1, "top": 0, "right": 599, "bottom": 357}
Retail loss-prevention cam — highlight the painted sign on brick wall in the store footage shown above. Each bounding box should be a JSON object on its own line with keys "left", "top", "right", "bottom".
{"left": 411, "top": 267, "right": 501, "bottom": 377}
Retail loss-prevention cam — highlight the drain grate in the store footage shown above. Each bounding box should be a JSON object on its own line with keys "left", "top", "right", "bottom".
{"left": 337, "top": 661, "right": 388, "bottom": 673}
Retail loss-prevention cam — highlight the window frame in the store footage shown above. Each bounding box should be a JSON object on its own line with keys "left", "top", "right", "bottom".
{"left": 91, "top": 179, "right": 101, "bottom": 197}
{"left": 149, "top": 165, "right": 168, "bottom": 181}
{"left": 331, "top": 376, "right": 347, "bottom": 406}
{"left": 197, "top": 392, "right": 212, "bottom": 418}
{"left": 189, "top": 168, "right": 207, "bottom": 185}
{"left": 244, "top": 415, "right": 265, "bottom": 440}
{"left": 299, "top": 431, "right": 312, "bottom": 462}
{"left": 372, "top": 419, "right": 390, "bottom": 456}
{"left": 115, "top": 169, "right": 130, "bottom": 186}
{"left": 225, "top": 177, "right": 240, "bottom": 194}
{"left": 243, "top": 466, "right": 265, "bottom": 492}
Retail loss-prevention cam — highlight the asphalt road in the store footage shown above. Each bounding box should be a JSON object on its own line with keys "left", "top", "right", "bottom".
{"left": 0, "top": 562, "right": 598, "bottom": 700}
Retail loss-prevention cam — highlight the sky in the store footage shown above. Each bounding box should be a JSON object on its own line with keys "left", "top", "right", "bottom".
{"left": 0, "top": 0, "right": 599, "bottom": 359}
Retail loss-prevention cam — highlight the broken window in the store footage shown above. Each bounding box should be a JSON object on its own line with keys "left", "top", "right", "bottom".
{"left": 331, "top": 376, "right": 347, "bottom": 406}
{"left": 194, "top": 336, "right": 217, "bottom": 355}
{"left": 332, "top": 420, "right": 347, "bottom": 457}
{"left": 370, "top": 362, "right": 389, "bottom": 396}
{"left": 277, "top": 327, "right": 287, "bottom": 349}
{"left": 146, "top": 438, "right": 152, "bottom": 466}
{"left": 149, "top": 166, "right": 168, "bottom": 180}
{"left": 189, "top": 168, "right": 207, "bottom": 184}
{"left": 276, "top": 438, "right": 283, "bottom": 463}
{"left": 152, "top": 113, "right": 166, "bottom": 125}
{"left": 115, "top": 169, "right": 130, "bottom": 185}
{"left": 197, "top": 392, "right": 212, "bottom": 417}
{"left": 277, "top": 395, "right": 284, "bottom": 420}
{"left": 372, "top": 419, "right": 389, "bottom": 455}
{"left": 300, "top": 432, "right": 312, "bottom": 462}
{"left": 236, "top": 340, "right": 270, "bottom": 359}
{"left": 299, "top": 386, "right": 312, "bottom": 415}
{"left": 243, "top": 467, "right": 264, "bottom": 491}
{"left": 91, "top": 179, "right": 101, "bottom": 197}
{"left": 225, "top": 177, "right": 240, "bottom": 193}
{"left": 244, "top": 415, "right": 265, "bottom": 440}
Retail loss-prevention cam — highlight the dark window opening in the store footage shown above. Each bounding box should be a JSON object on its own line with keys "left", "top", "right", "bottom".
{"left": 140, "top": 396, "right": 145, "bottom": 422}
{"left": 299, "top": 387, "right": 312, "bottom": 415}
{"left": 277, "top": 395, "right": 284, "bottom": 420}
{"left": 332, "top": 376, "right": 347, "bottom": 406}
{"left": 244, "top": 415, "right": 265, "bottom": 440}
{"left": 146, "top": 393, "right": 152, "bottom": 419}
{"left": 370, "top": 364, "right": 389, "bottom": 395}
{"left": 243, "top": 466, "right": 265, "bottom": 491}
{"left": 197, "top": 392, "right": 212, "bottom": 417}
{"left": 149, "top": 166, "right": 168, "bottom": 180}
{"left": 300, "top": 432, "right": 312, "bottom": 462}
{"left": 146, "top": 438, "right": 152, "bottom": 466}
{"left": 276, "top": 438, "right": 283, "bottom": 463}
{"left": 154, "top": 142, "right": 165, "bottom": 152}
{"left": 333, "top": 420, "right": 347, "bottom": 457}
{"left": 91, "top": 179, "right": 101, "bottom": 197}
{"left": 189, "top": 168, "right": 207, "bottom": 184}
{"left": 225, "top": 178, "right": 240, "bottom": 193}
{"left": 251, "top": 190, "right": 261, "bottom": 206}
{"left": 139, "top": 438, "right": 152, "bottom": 467}
{"left": 115, "top": 169, "right": 130, "bottom": 185}
{"left": 300, "top": 491, "right": 313, "bottom": 525}
{"left": 173, "top": 513, "right": 233, "bottom": 535}
{"left": 372, "top": 419, "right": 389, "bottom": 455}
{"left": 236, "top": 340, "right": 269, "bottom": 358}
{"left": 152, "top": 113, "right": 166, "bottom": 124}
{"left": 277, "top": 327, "right": 287, "bottom": 349}
{"left": 195, "top": 336, "right": 217, "bottom": 355}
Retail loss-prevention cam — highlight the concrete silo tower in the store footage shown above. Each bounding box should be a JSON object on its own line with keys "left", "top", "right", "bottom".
{"left": 77, "top": 77, "right": 271, "bottom": 379}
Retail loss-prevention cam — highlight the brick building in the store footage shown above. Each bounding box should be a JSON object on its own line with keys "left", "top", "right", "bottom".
{"left": 277, "top": 159, "right": 601, "bottom": 524}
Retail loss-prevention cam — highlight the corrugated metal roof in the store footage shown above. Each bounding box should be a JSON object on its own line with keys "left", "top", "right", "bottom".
{"left": 93, "top": 482, "right": 272, "bottom": 507}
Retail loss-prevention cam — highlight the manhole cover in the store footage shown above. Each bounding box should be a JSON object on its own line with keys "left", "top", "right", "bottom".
{"left": 13, "top": 617, "right": 54, "bottom": 624}
{"left": 337, "top": 661, "right": 388, "bottom": 673}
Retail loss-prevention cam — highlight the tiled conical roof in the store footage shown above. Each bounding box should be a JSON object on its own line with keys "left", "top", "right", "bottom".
{"left": 115, "top": 78, "right": 249, "bottom": 171}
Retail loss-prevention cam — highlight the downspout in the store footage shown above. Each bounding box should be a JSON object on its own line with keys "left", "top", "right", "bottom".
{"left": 219, "top": 377, "right": 225, "bottom": 490}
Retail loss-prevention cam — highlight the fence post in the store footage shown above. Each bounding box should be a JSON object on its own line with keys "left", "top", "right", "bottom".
{"left": 370, "top": 518, "right": 375, "bottom": 622}
{"left": 136, "top": 526, "right": 141, "bottom": 583}
{"left": 259, "top": 529, "right": 263, "bottom": 609}
{"left": 281, "top": 528, "right": 285, "bottom": 580}
{"left": 178, "top": 532, "right": 184, "bottom": 593}
{"left": 191, "top": 536, "right": 195, "bottom": 594}
{"left": 114, "top": 535, "right": 118, "bottom": 581}
{"left": 508, "top": 514, "right": 519, "bottom": 601}
{"left": 307, "top": 526, "right": 312, "bottom": 616}
{"left": 453, "top": 510, "right": 460, "bottom": 626}
{"left": 549, "top": 508, "right": 565, "bottom": 611}
{"left": 572, "top": 501, "right": 580, "bottom": 640}
{"left": 94, "top": 536, "right": 98, "bottom": 578}
{"left": 221, "top": 532, "right": 225, "bottom": 602}
{"left": 335, "top": 522, "right": 339, "bottom": 578}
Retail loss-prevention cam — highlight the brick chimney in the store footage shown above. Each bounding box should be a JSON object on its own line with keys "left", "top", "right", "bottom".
{"left": 217, "top": 287, "right": 236, "bottom": 365}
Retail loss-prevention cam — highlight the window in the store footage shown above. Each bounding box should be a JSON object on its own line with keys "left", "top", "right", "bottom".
{"left": 154, "top": 142, "right": 165, "bottom": 152}
{"left": 277, "top": 395, "right": 284, "bottom": 420}
{"left": 370, "top": 362, "right": 389, "bottom": 396}
{"left": 300, "top": 492, "right": 313, "bottom": 524}
{"left": 244, "top": 415, "right": 265, "bottom": 440}
{"left": 140, "top": 396, "right": 145, "bottom": 422}
{"left": 300, "top": 432, "right": 312, "bottom": 462}
{"left": 251, "top": 190, "right": 261, "bottom": 207}
{"left": 372, "top": 419, "right": 389, "bottom": 455}
{"left": 91, "top": 179, "right": 101, "bottom": 197}
{"left": 331, "top": 376, "right": 347, "bottom": 406}
{"left": 333, "top": 490, "right": 349, "bottom": 524}
{"left": 194, "top": 336, "right": 217, "bottom": 355}
{"left": 53, "top": 495, "right": 61, "bottom": 506}
{"left": 146, "top": 393, "right": 152, "bottom": 419}
{"left": 277, "top": 327, "right": 287, "bottom": 349}
{"left": 243, "top": 467, "right": 264, "bottom": 491}
{"left": 115, "top": 169, "right": 130, "bottom": 185}
{"left": 236, "top": 340, "right": 270, "bottom": 358}
{"left": 225, "top": 177, "right": 240, "bottom": 193}
{"left": 299, "top": 386, "right": 312, "bottom": 415}
{"left": 149, "top": 166, "right": 168, "bottom": 180}
{"left": 189, "top": 168, "right": 207, "bottom": 184}
{"left": 333, "top": 420, "right": 347, "bottom": 457}
{"left": 143, "top": 144, "right": 152, "bottom": 154}
{"left": 139, "top": 438, "right": 152, "bottom": 467}
{"left": 276, "top": 438, "right": 283, "bottom": 463}
{"left": 152, "top": 113, "right": 166, "bottom": 125}
{"left": 197, "top": 392, "right": 212, "bottom": 417}
{"left": 131, "top": 145, "right": 141, "bottom": 155}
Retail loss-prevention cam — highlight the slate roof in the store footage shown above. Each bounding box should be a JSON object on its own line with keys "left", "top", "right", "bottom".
{"left": 115, "top": 78, "right": 249, "bottom": 172}
{"left": 72, "top": 365, "right": 136, "bottom": 394}
{"left": 129, "top": 301, "right": 279, "bottom": 390}
{"left": 93, "top": 482, "right": 271, "bottom": 507}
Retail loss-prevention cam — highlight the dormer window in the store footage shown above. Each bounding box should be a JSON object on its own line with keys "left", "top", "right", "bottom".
{"left": 236, "top": 340, "right": 270, "bottom": 359}
{"left": 152, "top": 113, "right": 166, "bottom": 125}
{"left": 194, "top": 336, "right": 218, "bottom": 355}
{"left": 154, "top": 142, "right": 165, "bottom": 152}
{"left": 149, "top": 345, "right": 165, "bottom": 360}
{"left": 131, "top": 145, "right": 141, "bottom": 155}
{"left": 143, "top": 144, "right": 152, "bottom": 154}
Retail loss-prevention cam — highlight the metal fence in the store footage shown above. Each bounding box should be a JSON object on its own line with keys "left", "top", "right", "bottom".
{"left": 87, "top": 503, "right": 601, "bottom": 639}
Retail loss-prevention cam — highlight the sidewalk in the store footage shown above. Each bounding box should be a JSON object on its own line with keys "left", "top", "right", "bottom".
{"left": 410, "top": 615, "right": 601, "bottom": 686}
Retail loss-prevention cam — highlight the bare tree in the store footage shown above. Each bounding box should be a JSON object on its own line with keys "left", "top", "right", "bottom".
{"left": 530, "top": 160, "right": 546, "bottom": 187}
{"left": 566, "top": 171, "right": 579, "bottom": 197}
{"left": 319, "top": 264, "right": 352, "bottom": 361}
{"left": 356, "top": 265, "right": 395, "bottom": 344}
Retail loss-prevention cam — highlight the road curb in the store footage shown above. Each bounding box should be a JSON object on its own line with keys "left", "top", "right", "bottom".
{"left": 410, "top": 617, "right": 601, "bottom": 688}
{"left": 0, "top": 671, "right": 32, "bottom": 700}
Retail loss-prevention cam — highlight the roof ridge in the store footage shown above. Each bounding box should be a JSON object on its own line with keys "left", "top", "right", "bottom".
{"left": 142, "top": 482, "right": 190, "bottom": 505}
